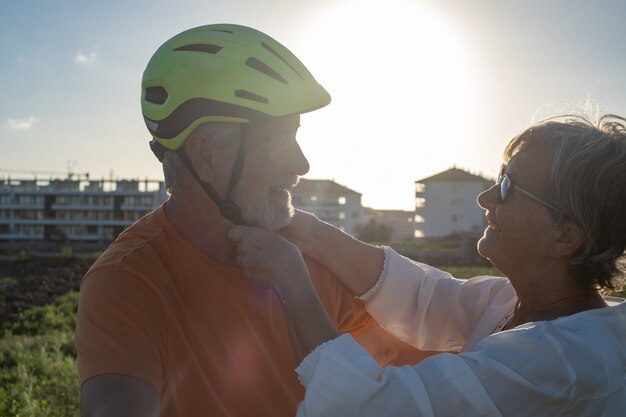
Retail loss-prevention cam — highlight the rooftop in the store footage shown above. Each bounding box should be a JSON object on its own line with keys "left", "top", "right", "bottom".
{"left": 293, "top": 179, "right": 361, "bottom": 196}
{"left": 416, "top": 167, "right": 492, "bottom": 184}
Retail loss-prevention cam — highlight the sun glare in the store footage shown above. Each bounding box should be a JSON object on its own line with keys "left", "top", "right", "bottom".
{"left": 294, "top": 0, "right": 476, "bottom": 210}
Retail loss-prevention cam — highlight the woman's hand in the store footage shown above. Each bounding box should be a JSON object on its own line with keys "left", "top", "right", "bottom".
{"left": 278, "top": 209, "right": 321, "bottom": 256}
{"left": 282, "top": 209, "right": 385, "bottom": 296}
{"left": 228, "top": 225, "right": 312, "bottom": 294}
{"left": 229, "top": 225, "right": 340, "bottom": 362}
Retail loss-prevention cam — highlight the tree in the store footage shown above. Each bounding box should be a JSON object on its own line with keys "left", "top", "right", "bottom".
{"left": 354, "top": 218, "right": 392, "bottom": 243}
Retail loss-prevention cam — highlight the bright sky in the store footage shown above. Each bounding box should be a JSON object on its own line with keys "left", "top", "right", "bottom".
{"left": 2, "top": 0, "right": 626, "bottom": 210}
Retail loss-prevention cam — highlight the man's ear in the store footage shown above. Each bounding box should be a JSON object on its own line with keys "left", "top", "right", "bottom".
{"left": 550, "top": 224, "right": 584, "bottom": 259}
{"left": 183, "top": 134, "right": 215, "bottom": 183}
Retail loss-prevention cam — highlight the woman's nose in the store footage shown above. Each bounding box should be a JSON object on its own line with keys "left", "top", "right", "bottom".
{"left": 477, "top": 183, "right": 499, "bottom": 210}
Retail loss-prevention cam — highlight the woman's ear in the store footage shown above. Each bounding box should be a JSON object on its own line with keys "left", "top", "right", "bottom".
{"left": 183, "top": 134, "right": 215, "bottom": 183}
{"left": 550, "top": 224, "right": 584, "bottom": 259}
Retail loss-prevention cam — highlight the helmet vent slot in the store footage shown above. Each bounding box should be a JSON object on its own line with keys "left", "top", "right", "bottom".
{"left": 208, "top": 29, "right": 233, "bottom": 34}
{"left": 145, "top": 87, "right": 169, "bottom": 105}
{"left": 261, "top": 42, "right": 304, "bottom": 80}
{"left": 175, "top": 44, "right": 223, "bottom": 54}
{"left": 235, "top": 89, "right": 269, "bottom": 104}
{"left": 245, "top": 57, "right": 287, "bottom": 84}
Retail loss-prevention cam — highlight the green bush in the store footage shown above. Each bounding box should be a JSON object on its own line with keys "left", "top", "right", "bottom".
{"left": 80, "top": 251, "right": 103, "bottom": 263}
{"left": 58, "top": 246, "right": 73, "bottom": 259}
{"left": 11, "top": 250, "right": 28, "bottom": 263}
{"left": 0, "top": 277, "right": 17, "bottom": 289}
{"left": 6, "top": 292, "right": 78, "bottom": 337}
{"left": 0, "top": 292, "right": 79, "bottom": 417}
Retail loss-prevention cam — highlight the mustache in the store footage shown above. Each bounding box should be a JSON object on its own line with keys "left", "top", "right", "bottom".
{"left": 271, "top": 175, "right": 300, "bottom": 189}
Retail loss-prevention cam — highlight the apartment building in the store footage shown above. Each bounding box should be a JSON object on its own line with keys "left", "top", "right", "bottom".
{"left": 0, "top": 177, "right": 167, "bottom": 251}
{"left": 415, "top": 168, "right": 492, "bottom": 238}
{"left": 291, "top": 179, "right": 363, "bottom": 234}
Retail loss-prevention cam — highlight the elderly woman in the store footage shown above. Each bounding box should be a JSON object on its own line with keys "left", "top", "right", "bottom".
{"left": 228, "top": 114, "right": 626, "bottom": 416}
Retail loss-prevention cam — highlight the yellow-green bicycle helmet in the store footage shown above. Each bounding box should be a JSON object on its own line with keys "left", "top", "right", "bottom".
{"left": 141, "top": 24, "right": 330, "bottom": 225}
{"left": 141, "top": 23, "right": 331, "bottom": 150}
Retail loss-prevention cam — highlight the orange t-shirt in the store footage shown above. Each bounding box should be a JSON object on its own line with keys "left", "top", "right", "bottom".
{"left": 75, "top": 206, "right": 431, "bottom": 416}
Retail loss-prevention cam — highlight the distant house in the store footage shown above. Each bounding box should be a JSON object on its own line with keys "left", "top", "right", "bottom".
{"left": 364, "top": 208, "right": 416, "bottom": 242}
{"left": 291, "top": 179, "right": 363, "bottom": 234}
{"left": 0, "top": 177, "right": 167, "bottom": 251}
{"left": 415, "top": 168, "right": 492, "bottom": 238}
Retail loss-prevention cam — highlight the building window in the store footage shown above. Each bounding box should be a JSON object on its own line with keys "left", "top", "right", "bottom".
{"left": 414, "top": 214, "right": 424, "bottom": 223}
{"left": 103, "top": 226, "right": 115, "bottom": 238}
{"left": 415, "top": 197, "right": 425, "bottom": 208}
{"left": 414, "top": 230, "right": 424, "bottom": 238}
{"left": 338, "top": 196, "right": 346, "bottom": 205}
{"left": 415, "top": 183, "right": 425, "bottom": 193}
{"left": 338, "top": 211, "right": 345, "bottom": 219}
{"left": 310, "top": 195, "right": 318, "bottom": 201}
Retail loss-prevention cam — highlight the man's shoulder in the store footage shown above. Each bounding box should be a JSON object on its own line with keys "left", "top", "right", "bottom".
{"left": 88, "top": 211, "right": 166, "bottom": 274}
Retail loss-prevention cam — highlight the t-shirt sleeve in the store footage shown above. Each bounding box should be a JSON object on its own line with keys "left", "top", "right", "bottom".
{"left": 305, "top": 256, "right": 371, "bottom": 333}
{"left": 74, "top": 267, "right": 167, "bottom": 391}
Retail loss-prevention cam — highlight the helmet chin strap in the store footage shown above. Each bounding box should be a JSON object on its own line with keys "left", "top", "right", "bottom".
{"left": 173, "top": 125, "right": 250, "bottom": 226}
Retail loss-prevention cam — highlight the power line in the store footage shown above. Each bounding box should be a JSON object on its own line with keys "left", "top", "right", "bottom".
{"left": 0, "top": 168, "right": 90, "bottom": 178}
{"left": 0, "top": 168, "right": 67, "bottom": 175}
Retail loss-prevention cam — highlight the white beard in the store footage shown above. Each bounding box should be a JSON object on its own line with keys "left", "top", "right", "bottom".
{"left": 240, "top": 190, "right": 295, "bottom": 231}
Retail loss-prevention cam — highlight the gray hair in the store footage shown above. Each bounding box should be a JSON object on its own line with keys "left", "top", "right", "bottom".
{"left": 162, "top": 123, "right": 240, "bottom": 195}
{"left": 503, "top": 114, "right": 626, "bottom": 290}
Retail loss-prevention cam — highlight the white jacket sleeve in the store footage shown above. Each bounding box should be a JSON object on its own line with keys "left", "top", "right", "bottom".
{"left": 296, "top": 334, "right": 502, "bottom": 417}
{"left": 296, "top": 306, "right": 626, "bottom": 417}
{"left": 364, "top": 247, "right": 516, "bottom": 351}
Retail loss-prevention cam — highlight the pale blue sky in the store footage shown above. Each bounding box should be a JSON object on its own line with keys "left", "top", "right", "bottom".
{"left": 2, "top": 0, "right": 626, "bottom": 209}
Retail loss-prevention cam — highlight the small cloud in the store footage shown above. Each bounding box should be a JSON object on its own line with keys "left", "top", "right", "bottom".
{"left": 7, "top": 116, "right": 40, "bottom": 131}
{"left": 74, "top": 50, "right": 97, "bottom": 65}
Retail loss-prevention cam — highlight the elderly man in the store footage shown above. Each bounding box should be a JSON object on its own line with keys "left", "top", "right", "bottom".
{"left": 75, "top": 24, "right": 429, "bottom": 417}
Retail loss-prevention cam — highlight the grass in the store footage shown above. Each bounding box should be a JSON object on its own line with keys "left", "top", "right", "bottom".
{"left": 0, "top": 291, "right": 79, "bottom": 417}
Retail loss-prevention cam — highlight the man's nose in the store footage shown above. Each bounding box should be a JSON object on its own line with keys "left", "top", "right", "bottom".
{"left": 288, "top": 141, "right": 310, "bottom": 175}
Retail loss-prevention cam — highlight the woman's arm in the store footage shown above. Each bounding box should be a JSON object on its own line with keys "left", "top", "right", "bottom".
{"left": 280, "top": 210, "right": 384, "bottom": 296}
{"left": 228, "top": 225, "right": 339, "bottom": 362}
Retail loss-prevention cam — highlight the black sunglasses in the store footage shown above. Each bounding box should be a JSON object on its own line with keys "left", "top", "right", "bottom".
{"left": 497, "top": 171, "right": 563, "bottom": 214}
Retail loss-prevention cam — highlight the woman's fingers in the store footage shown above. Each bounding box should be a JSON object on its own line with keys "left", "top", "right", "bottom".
{"left": 228, "top": 226, "right": 293, "bottom": 279}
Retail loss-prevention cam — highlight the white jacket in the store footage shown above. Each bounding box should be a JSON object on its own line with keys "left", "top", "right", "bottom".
{"left": 296, "top": 248, "right": 626, "bottom": 416}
